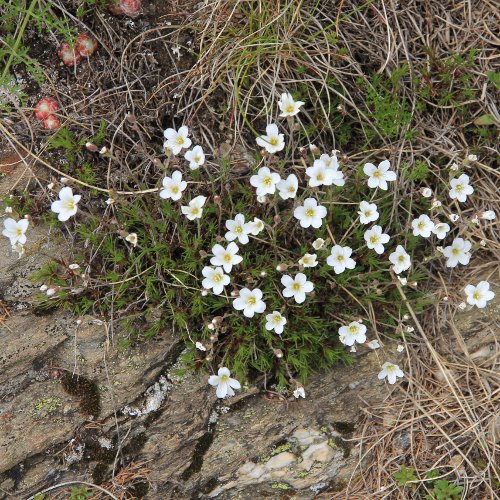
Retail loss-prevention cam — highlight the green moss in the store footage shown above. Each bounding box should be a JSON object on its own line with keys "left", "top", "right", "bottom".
{"left": 271, "top": 482, "right": 292, "bottom": 490}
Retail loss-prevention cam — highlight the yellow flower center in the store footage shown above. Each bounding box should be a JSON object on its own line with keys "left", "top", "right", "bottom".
{"left": 418, "top": 221, "right": 425, "bottom": 230}
{"left": 452, "top": 248, "right": 460, "bottom": 256}
{"left": 172, "top": 186, "right": 179, "bottom": 194}
{"left": 370, "top": 236, "right": 378, "bottom": 244}
{"left": 273, "top": 314, "right": 282, "bottom": 323}
{"left": 213, "top": 273, "right": 222, "bottom": 283}
{"left": 398, "top": 255, "right": 405, "bottom": 262}
{"left": 235, "top": 225, "right": 243, "bottom": 234}
{"left": 247, "top": 296, "right": 257, "bottom": 305}
{"left": 349, "top": 325, "right": 358, "bottom": 333}
{"left": 292, "top": 282, "right": 301, "bottom": 292}
{"left": 220, "top": 374, "right": 229, "bottom": 382}
{"left": 316, "top": 173, "right": 324, "bottom": 182}
{"left": 191, "top": 207, "right": 199, "bottom": 215}
{"left": 472, "top": 291, "right": 481, "bottom": 300}
{"left": 224, "top": 254, "right": 231, "bottom": 262}
{"left": 364, "top": 210, "right": 372, "bottom": 217}
{"left": 16, "top": 228, "right": 22, "bottom": 236}
{"left": 455, "top": 184, "right": 463, "bottom": 192}
{"left": 288, "top": 186, "right": 295, "bottom": 192}
{"left": 373, "top": 170, "right": 381, "bottom": 178}
{"left": 176, "top": 136, "right": 185, "bottom": 145}
{"left": 286, "top": 105, "right": 295, "bottom": 113}
{"left": 269, "top": 137, "right": 278, "bottom": 146}
{"left": 194, "top": 156, "right": 201, "bottom": 163}
{"left": 337, "top": 255, "right": 344, "bottom": 261}
{"left": 263, "top": 176, "right": 272, "bottom": 186}
{"left": 66, "top": 200, "right": 75, "bottom": 210}
{"left": 305, "top": 208, "right": 315, "bottom": 217}
{"left": 386, "top": 364, "right": 396, "bottom": 373}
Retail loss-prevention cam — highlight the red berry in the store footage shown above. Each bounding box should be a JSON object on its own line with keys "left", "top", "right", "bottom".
{"left": 58, "top": 42, "right": 81, "bottom": 66}
{"left": 35, "top": 98, "right": 58, "bottom": 120}
{"left": 76, "top": 33, "right": 98, "bottom": 57}
{"left": 109, "top": 0, "right": 141, "bottom": 17}
{"left": 43, "top": 115, "right": 60, "bottom": 130}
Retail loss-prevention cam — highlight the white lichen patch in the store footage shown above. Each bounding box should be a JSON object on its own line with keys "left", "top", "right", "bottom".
{"left": 122, "top": 376, "right": 170, "bottom": 417}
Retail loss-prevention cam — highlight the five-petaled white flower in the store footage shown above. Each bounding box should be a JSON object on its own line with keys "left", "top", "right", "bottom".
{"left": 378, "top": 362, "right": 404, "bottom": 385}
{"left": 184, "top": 145, "right": 205, "bottom": 169}
{"left": 358, "top": 201, "right": 379, "bottom": 224}
{"left": 389, "top": 245, "right": 411, "bottom": 274}
{"left": 210, "top": 242, "right": 243, "bottom": 273}
{"left": 294, "top": 198, "right": 327, "bottom": 229}
{"left": 233, "top": 287, "right": 266, "bottom": 317}
{"left": 464, "top": 281, "right": 495, "bottom": 309}
{"left": 160, "top": 170, "right": 187, "bottom": 201}
{"left": 51, "top": 187, "right": 81, "bottom": 221}
{"left": 327, "top": 245, "right": 356, "bottom": 274}
{"left": 432, "top": 222, "right": 450, "bottom": 240}
{"left": 281, "top": 273, "right": 314, "bottom": 304}
{"left": 2, "top": 218, "right": 29, "bottom": 246}
{"left": 202, "top": 266, "right": 230, "bottom": 295}
{"left": 247, "top": 217, "right": 265, "bottom": 235}
{"left": 250, "top": 166, "right": 281, "bottom": 196}
{"left": 411, "top": 214, "right": 435, "bottom": 238}
{"left": 208, "top": 367, "right": 241, "bottom": 398}
{"left": 442, "top": 237, "right": 472, "bottom": 268}
{"left": 306, "top": 159, "right": 342, "bottom": 187}
{"left": 363, "top": 160, "right": 397, "bottom": 190}
{"left": 265, "top": 311, "right": 287, "bottom": 334}
{"left": 125, "top": 233, "right": 138, "bottom": 246}
{"left": 449, "top": 174, "right": 474, "bottom": 203}
{"left": 364, "top": 225, "right": 390, "bottom": 254}
{"left": 278, "top": 92, "right": 304, "bottom": 117}
{"left": 277, "top": 173, "right": 298, "bottom": 200}
{"left": 256, "top": 124, "right": 285, "bottom": 154}
{"left": 225, "top": 213, "right": 251, "bottom": 244}
{"left": 181, "top": 195, "right": 207, "bottom": 220}
{"left": 299, "top": 253, "right": 318, "bottom": 268}
{"left": 338, "top": 321, "right": 367, "bottom": 346}
{"left": 163, "top": 126, "right": 192, "bottom": 155}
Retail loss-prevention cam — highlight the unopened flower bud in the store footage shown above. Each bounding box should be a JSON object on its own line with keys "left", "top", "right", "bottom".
{"left": 479, "top": 210, "right": 496, "bottom": 220}
{"left": 40, "top": 284, "right": 48, "bottom": 292}
{"left": 68, "top": 263, "right": 80, "bottom": 270}
{"left": 458, "top": 302, "right": 467, "bottom": 310}
{"left": 420, "top": 187, "right": 432, "bottom": 198}
{"left": 207, "top": 323, "right": 214, "bottom": 330}
{"left": 201, "top": 289, "right": 208, "bottom": 296}
{"left": 274, "top": 348, "right": 283, "bottom": 358}
{"left": 47, "top": 182, "right": 55, "bottom": 190}
{"left": 260, "top": 271, "right": 267, "bottom": 277}
{"left": 212, "top": 316, "right": 223, "bottom": 325}
{"left": 199, "top": 250, "right": 208, "bottom": 258}
{"left": 276, "top": 263, "right": 288, "bottom": 272}
{"left": 86, "top": 142, "right": 98, "bottom": 152}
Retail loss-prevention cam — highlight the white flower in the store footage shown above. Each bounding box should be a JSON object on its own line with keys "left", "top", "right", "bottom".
{"left": 397, "top": 344, "right": 404, "bottom": 353}
{"left": 106, "top": 197, "right": 115, "bottom": 206}
{"left": 338, "top": 321, "right": 367, "bottom": 346}
{"left": 210, "top": 242, "right": 243, "bottom": 273}
{"left": 2, "top": 218, "right": 28, "bottom": 246}
{"left": 247, "top": 217, "right": 265, "bottom": 235}
{"left": 293, "top": 387, "right": 306, "bottom": 399}
{"left": 432, "top": 222, "right": 450, "bottom": 240}
{"left": 256, "top": 123, "right": 285, "bottom": 154}
{"left": 265, "top": 311, "right": 287, "bottom": 334}
{"left": 319, "top": 153, "right": 339, "bottom": 170}
{"left": 68, "top": 263, "right": 80, "bottom": 270}
{"left": 421, "top": 187, "right": 433, "bottom": 198}
{"left": 278, "top": 92, "right": 304, "bottom": 117}
{"left": 195, "top": 341, "right": 206, "bottom": 351}
{"left": 160, "top": 170, "right": 187, "bottom": 201}
{"left": 181, "top": 195, "right": 207, "bottom": 220}
{"left": 312, "top": 238, "right": 325, "bottom": 250}
{"left": 367, "top": 339, "right": 380, "bottom": 350}
{"left": 299, "top": 253, "right": 318, "bottom": 268}
{"left": 277, "top": 173, "right": 299, "bottom": 200}
{"left": 479, "top": 210, "right": 496, "bottom": 220}
{"left": 464, "top": 281, "right": 495, "bottom": 309}
{"left": 225, "top": 213, "right": 251, "bottom": 244}
{"left": 363, "top": 160, "right": 397, "bottom": 190}
{"left": 449, "top": 174, "right": 474, "bottom": 203}
{"left": 467, "top": 154, "right": 478, "bottom": 161}
{"left": 411, "top": 214, "right": 435, "bottom": 238}
{"left": 257, "top": 195, "right": 267, "bottom": 204}
{"left": 208, "top": 367, "right": 241, "bottom": 398}
{"left": 202, "top": 266, "right": 230, "bottom": 295}
{"left": 250, "top": 166, "right": 281, "bottom": 196}
{"left": 358, "top": 201, "right": 379, "bottom": 224}
{"left": 233, "top": 287, "right": 266, "bottom": 318}
{"left": 293, "top": 198, "right": 327, "bottom": 229}
{"left": 378, "top": 362, "right": 404, "bottom": 385}
{"left": 163, "top": 126, "right": 192, "bottom": 155}
{"left": 125, "top": 233, "right": 138, "bottom": 246}
{"left": 184, "top": 145, "right": 205, "bottom": 169}
{"left": 306, "top": 159, "right": 343, "bottom": 187}
{"left": 364, "top": 225, "right": 390, "bottom": 254}
{"left": 51, "top": 187, "right": 81, "bottom": 221}
{"left": 327, "top": 245, "right": 356, "bottom": 274}
{"left": 448, "top": 213, "right": 460, "bottom": 223}
{"left": 5, "top": 206, "right": 13, "bottom": 213}
{"left": 442, "top": 238, "right": 472, "bottom": 267}
{"left": 389, "top": 245, "right": 411, "bottom": 274}
{"left": 431, "top": 199, "right": 442, "bottom": 209}
{"left": 281, "top": 273, "right": 314, "bottom": 304}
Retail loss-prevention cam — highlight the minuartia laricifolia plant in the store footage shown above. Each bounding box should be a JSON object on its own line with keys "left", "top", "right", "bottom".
{"left": 76, "top": 33, "right": 98, "bottom": 57}
{"left": 43, "top": 115, "right": 60, "bottom": 130}
{"left": 58, "top": 42, "right": 81, "bottom": 66}
{"left": 35, "top": 98, "right": 58, "bottom": 120}
{"left": 109, "top": 0, "right": 142, "bottom": 17}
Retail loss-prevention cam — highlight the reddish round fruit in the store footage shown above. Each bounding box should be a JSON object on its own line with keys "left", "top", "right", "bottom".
{"left": 35, "top": 98, "right": 58, "bottom": 120}
{"left": 43, "top": 115, "right": 60, "bottom": 130}
{"left": 76, "top": 33, "right": 98, "bottom": 57}
{"left": 109, "top": 0, "right": 142, "bottom": 17}
{"left": 58, "top": 42, "right": 81, "bottom": 66}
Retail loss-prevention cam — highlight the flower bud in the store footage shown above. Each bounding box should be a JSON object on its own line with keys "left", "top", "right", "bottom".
{"left": 35, "top": 98, "right": 58, "bottom": 120}
{"left": 58, "top": 42, "right": 81, "bottom": 66}
{"left": 86, "top": 142, "right": 98, "bottom": 152}
{"left": 76, "top": 33, "right": 98, "bottom": 56}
